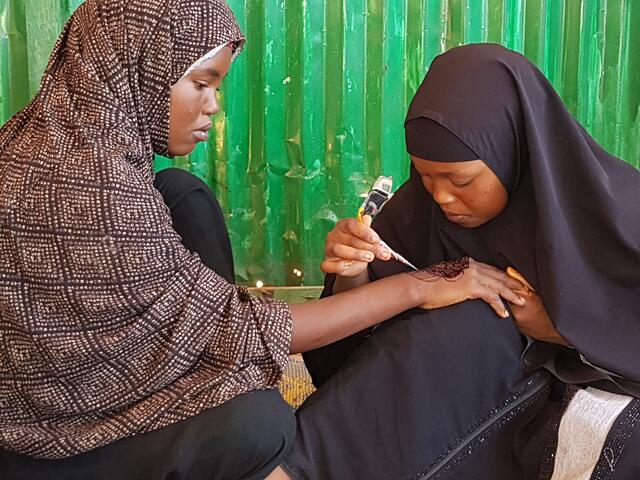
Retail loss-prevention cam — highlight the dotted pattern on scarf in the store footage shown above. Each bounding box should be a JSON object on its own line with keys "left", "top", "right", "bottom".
{"left": 0, "top": 0, "right": 292, "bottom": 459}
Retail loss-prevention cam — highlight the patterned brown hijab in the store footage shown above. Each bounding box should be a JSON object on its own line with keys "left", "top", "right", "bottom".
{"left": 0, "top": 0, "right": 291, "bottom": 459}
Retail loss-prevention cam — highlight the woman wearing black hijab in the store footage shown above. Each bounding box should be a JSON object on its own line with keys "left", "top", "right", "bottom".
{"left": 276, "top": 44, "right": 640, "bottom": 479}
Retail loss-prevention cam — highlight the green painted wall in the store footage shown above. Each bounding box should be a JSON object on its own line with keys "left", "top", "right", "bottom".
{"left": 1, "top": 0, "right": 639, "bottom": 285}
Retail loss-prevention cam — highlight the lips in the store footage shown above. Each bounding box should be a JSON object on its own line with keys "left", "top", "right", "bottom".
{"left": 193, "top": 122, "right": 212, "bottom": 142}
{"left": 442, "top": 210, "right": 466, "bottom": 217}
{"left": 443, "top": 211, "right": 469, "bottom": 223}
{"left": 193, "top": 130, "right": 209, "bottom": 141}
{"left": 196, "top": 121, "right": 213, "bottom": 132}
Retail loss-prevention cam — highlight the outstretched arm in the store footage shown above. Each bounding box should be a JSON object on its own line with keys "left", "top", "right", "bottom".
{"left": 289, "top": 257, "right": 527, "bottom": 353}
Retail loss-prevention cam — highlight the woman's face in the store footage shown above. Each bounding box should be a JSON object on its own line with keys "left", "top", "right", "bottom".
{"left": 167, "top": 46, "right": 232, "bottom": 156}
{"left": 411, "top": 155, "right": 508, "bottom": 228}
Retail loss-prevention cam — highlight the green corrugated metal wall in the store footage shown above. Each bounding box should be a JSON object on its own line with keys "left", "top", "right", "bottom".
{"left": 1, "top": 0, "right": 639, "bottom": 285}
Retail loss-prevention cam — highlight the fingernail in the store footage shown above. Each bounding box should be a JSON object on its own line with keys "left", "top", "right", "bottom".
{"left": 518, "top": 297, "right": 526, "bottom": 305}
{"left": 382, "top": 251, "right": 391, "bottom": 260}
{"left": 364, "top": 252, "right": 374, "bottom": 261}
{"left": 503, "top": 310, "right": 509, "bottom": 318}
{"left": 343, "top": 261, "right": 353, "bottom": 269}
{"left": 370, "top": 235, "right": 379, "bottom": 243}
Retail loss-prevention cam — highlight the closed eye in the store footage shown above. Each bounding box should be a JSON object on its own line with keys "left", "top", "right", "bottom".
{"left": 451, "top": 178, "right": 474, "bottom": 187}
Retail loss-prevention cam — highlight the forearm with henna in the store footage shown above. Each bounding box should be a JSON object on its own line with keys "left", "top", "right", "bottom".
{"left": 289, "top": 258, "right": 475, "bottom": 353}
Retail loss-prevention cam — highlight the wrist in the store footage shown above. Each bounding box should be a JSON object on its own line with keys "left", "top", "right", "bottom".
{"left": 405, "top": 272, "right": 429, "bottom": 308}
{"left": 334, "top": 269, "right": 370, "bottom": 294}
{"left": 406, "top": 272, "right": 447, "bottom": 309}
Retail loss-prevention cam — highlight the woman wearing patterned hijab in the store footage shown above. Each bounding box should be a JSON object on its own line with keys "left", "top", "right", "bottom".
{"left": 0, "top": 2, "right": 528, "bottom": 478}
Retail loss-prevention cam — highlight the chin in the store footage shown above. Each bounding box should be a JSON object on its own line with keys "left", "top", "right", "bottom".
{"left": 450, "top": 217, "right": 482, "bottom": 228}
{"left": 464, "top": 218, "right": 492, "bottom": 228}
{"left": 167, "top": 142, "right": 196, "bottom": 156}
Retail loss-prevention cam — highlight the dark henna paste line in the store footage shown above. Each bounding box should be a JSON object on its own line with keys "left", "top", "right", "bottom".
{"left": 408, "top": 257, "right": 470, "bottom": 282}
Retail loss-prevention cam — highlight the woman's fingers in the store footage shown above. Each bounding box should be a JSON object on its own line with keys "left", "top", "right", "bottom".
{"left": 344, "top": 217, "right": 391, "bottom": 259}
{"left": 506, "top": 266, "right": 535, "bottom": 292}
{"left": 331, "top": 243, "right": 376, "bottom": 263}
{"left": 325, "top": 232, "right": 376, "bottom": 260}
{"left": 477, "top": 290, "right": 510, "bottom": 318}
{"left": 341, "top": 236, "right": 390, "bottom": 260}
{"left": 469, "top": 260, "right": 529, "bottom": 293}
{"left": 466, "top": 266, "right": 526, "bottom": 318}
{"left": 326, "top": 217, "right": 389, "bottom": 262}
{"left": 495, "top": 282, "right": 527, "bottom": 306}
{"left": 463, "top": 274, "right": 508, "bottom": 317}
{"left": 321, "top": 257, "right": 358, "bottom": 275}
{"left": 474, "top": 263, "right": 527, "bottom": 291}
{"left": 341, "top": 217, "right": 380, "bottom": 244}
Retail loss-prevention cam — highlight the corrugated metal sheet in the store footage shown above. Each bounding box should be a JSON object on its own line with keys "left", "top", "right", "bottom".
{"left": 1, "top": 0, "right": 639, "bottom": 285}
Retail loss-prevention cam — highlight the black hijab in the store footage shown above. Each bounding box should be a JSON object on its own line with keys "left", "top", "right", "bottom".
{"left": 370, "top": 43, "right": 640, "bottom": 394}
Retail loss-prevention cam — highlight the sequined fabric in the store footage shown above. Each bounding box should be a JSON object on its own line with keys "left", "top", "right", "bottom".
{"left": 591, "top": 399, "right": 640, "bottom": 479}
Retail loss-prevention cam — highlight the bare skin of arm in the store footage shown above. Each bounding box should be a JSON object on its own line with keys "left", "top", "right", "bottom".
{"left": 288, "top": 270, "right": 425, "bottom": 353}
{"left": 266, "top": 466, "right": 293, "bottom": 480}
{"left": 289, "top": 258, "right": 527, "bottom": 352}
{"left": 331, "top": 268, "right": 370, "bottom": 294}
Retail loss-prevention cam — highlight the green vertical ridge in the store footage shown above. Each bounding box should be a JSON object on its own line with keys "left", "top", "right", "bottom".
{"left": 243, "top": 0, "right": 268, "bottom": 284}
{"left": 322, "top": 0, "right": 344, "bottom": 232}
{"left": 282, "top": 0, "right": 304, "bottom": 285}
{"left": 261, "top": 0, "right": 287, "bottom": 285}
{"left": 364, "top": 0, "right": 384, "bottom": 185}
{"left": 382, "top": 0, "right": 409, "bottom": 184}
{"left": 342, "top": 0, "right": 367, "bottom": 215}
{"left": 300, "top": 0, "right": 327, "bottom": 284}
{"left": 220, "top": 0, "right": 250, "bottom": 282}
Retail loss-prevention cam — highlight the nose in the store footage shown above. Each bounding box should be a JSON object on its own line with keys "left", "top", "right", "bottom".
{"left": 432, "top": 180, "right": 456, "bottom": 206}
{"left": 203, "top": 90, "right": 220, "bottom": 116}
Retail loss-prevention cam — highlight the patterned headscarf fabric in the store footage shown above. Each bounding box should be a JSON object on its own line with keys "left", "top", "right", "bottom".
{"left": 180, "top": 43, "right": 231, "bottom": 79}
{"left": 0, "top": 0, "right": 292, "bottom": 459}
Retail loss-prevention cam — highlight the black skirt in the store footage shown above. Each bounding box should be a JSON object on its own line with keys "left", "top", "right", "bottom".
{"left": 0, "top": 389, "right": 295, "bottom": 480}
{"left": 287, "top": 300, "right": 640, "bottom": 479}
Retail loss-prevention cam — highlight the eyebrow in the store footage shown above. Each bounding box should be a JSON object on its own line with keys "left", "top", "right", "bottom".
{"left": 191, "top": 67, "right": 221, "bottom": 79}
{"left": 419, "top": 170, "right": 477, "bottom": 180}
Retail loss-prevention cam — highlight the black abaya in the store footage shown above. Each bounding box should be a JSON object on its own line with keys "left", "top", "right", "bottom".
{"left": 290, "top": 43, "right": 640, "bottom": 479}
